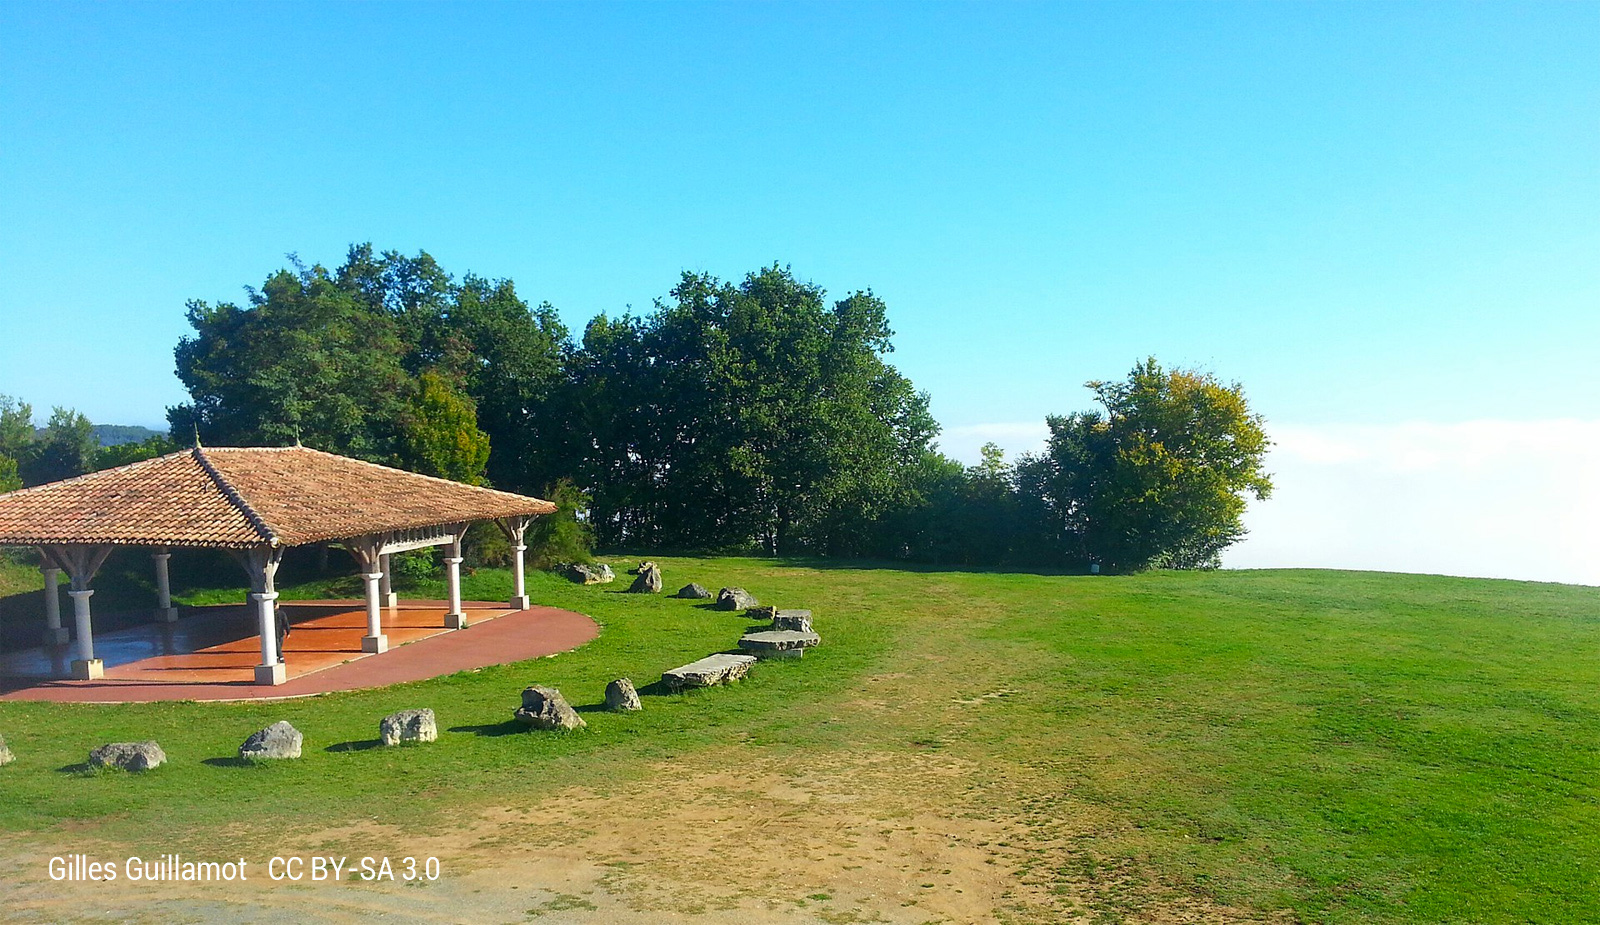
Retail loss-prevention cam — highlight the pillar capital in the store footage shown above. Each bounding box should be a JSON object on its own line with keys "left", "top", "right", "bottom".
{"left": 512, "top": 544, "right": 528, "bottom": 553}
{"left": 360, "top": 571, "right": 384, "bottom": 581}
{"left": 249, "top": 591, "right": 280, "bottom": 602}
{"left": 66, "top": 588, "right": 94, "bottom": 600}
{"left": 443, "top": 556, "right": 464, "bottom": 565}
{"left": 152, "top": 551, "right": 172, "bottom": 562}
{"left": 40, "top": 564, "right": 60, "bottom": 576}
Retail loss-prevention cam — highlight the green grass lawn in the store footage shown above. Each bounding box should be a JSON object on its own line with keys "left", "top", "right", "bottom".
{"left": 1, "top": 558, "right": 1597, "bottom": 922}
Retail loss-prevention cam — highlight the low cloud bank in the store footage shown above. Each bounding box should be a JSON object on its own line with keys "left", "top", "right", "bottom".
{"left": 1228, "top": 420, "right": 1600, "bottom": 586}
{"left": 941, "top": 419, "right": 1600, "bottom": 587}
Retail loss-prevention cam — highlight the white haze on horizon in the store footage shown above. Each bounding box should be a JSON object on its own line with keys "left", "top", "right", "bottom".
{"left": 937, "top": 419, "right": 1600, "bottom": 588}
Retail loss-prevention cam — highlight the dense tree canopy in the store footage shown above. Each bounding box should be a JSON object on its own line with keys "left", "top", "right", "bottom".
{"left": 148, "top": 245, "right": 1275, "bottom": 572}
{"left": 569, "top": 267, "right": 935, "bottom": 554}
{"left": 1020, "top": 359, "right": 1273, "bottom": 572}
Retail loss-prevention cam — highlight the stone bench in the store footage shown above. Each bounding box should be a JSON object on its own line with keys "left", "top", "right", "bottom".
{"left": 662, "top": 653, "right": 757, "bottom": 691}
{"left": 738, "top": 629, "right": 821, "bottom": 660}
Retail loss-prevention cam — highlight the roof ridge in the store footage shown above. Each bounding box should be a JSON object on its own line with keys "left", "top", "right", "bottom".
{"left": 0, "top": 448, "right": 190, "bottom": 502}
{"left": 192, "top": 446, "right": 280, "bottom": 545}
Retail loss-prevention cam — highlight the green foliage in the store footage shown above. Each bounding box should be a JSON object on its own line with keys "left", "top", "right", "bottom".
{"left": 95, "top": 435, "right": 182, "bottom": 470}
{"left": 396, "top": 371, "right": 491, "bottom": 484}
{"left": 170, "top": 259, "right": 412, "bottom": 458}
{"left": 0, "top": 454, "right": 19, "bottom": 493}
{"left": 161, "top": 251, "right": 1271, "bottom": 573}
{"left": 20, "top": 407, "right": 97, "bottom": 485}
{"left": 91, "top": 424, "right": 164, "bottom": 446}
{"left": 0, "top": 395, "right": 34, "bottom": 459}
{"left": 569, "top": 266, "right": 935, "bottom": 554}
{"left": 525, "top": 478, "right": 594, "bottom": 567}
{"left": 1031, "top": 358, "right": 1273, "bottom": 572}
{"left": 386, "top": 548, "right": 439, "bottom": 584}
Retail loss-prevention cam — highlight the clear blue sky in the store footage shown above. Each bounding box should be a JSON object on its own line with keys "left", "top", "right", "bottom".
{"left": 1, "top": 2, "right": 1595, "bottom": 439}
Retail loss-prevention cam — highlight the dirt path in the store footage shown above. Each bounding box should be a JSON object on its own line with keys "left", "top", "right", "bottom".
{"left": 0, "top": 747, "right": 1275, "bottom": 925}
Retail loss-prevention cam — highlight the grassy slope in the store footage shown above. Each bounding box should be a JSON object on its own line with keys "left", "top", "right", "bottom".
{"left": 1, "top": 559, "right": 1597, "bottom": 922}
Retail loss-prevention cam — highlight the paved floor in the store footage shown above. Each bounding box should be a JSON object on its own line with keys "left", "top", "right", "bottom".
{"left": 0, "top": 599, "right": 599, "bottom": 703}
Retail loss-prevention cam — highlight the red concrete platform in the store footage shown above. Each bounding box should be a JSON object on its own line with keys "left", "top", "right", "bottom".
{"left": 0, "top": 599, "right": 598, "bottom": 703}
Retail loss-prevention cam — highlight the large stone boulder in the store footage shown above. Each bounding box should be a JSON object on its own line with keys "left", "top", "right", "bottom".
{"left": 604, "top": 678, "right": 642, "bottom": 712}
{"left": 88, "top": 741, "right": 166, "bottom": 771}
{"left": 773, "top": 609, "right": 813, "bottom": 633}
{"left": 716, "top": 587, "right": 758, "bottom": 611}
{"left": 0, "top": 733, "right": 13, "bottom": 767}
{"left": 630, "top": 561, "right": 658, "bottom": 575}
{"left": 562, "top": 563, "right": 615, "bottom": 585}
{"left": 676, "top": 582, "right": 711, "bottom": 599}
{"left": 238, "top": 721, "right": 303, "bottom": 760}
{"left": 746, "top": 605, "right": 777, "bottom": 621}
{"left": 514, "top": 686, "right": 586, "bottom": 730}
{"left": 379, "top": 709, "right": 438, "bottom": 746}
{"left": 627, "top": 562, "right": 663, "bottom": 594}
{"left": 662, "top": 653, "right": 757, "bottom": 691}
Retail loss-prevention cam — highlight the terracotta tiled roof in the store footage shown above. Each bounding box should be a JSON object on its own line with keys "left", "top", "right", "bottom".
{"left": 0, "top": 446, "right": 556, "bottom": 549}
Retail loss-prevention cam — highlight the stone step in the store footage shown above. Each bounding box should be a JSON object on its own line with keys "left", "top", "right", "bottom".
{"left": 662, "top": 653, "right": 758, "bottom": 691}
{"left": 739, "top": 629, "right": 822, "bottom": 659}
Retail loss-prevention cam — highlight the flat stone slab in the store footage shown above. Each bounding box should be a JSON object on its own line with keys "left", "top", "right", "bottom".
{"left": 739, "top": 630, "right": 821, "bottom": 659}
{"left": 663, "top": 653, "right": 757, "bottom": 691}
{"left": 773, "top": 610, "right": 813, "bottom": 632}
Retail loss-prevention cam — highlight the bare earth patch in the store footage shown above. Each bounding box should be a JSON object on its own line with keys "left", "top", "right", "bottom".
{"left": 1, "top": 748, "right": 1275, "bottom": 924}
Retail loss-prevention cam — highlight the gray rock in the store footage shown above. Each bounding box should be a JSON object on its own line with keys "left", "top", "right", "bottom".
{"left": 604, "top": 678, "right": 642, "bottom": 712}
{"left": 773, "top": 609, "right": 813, "bottom": 632}
{"left": 746, "top": 605, "right": 777, "bottom": 621}
{"left": 238, "top": 721, "right": 303, "bottom": 760}
{"left": 379, "top": 709, "right": 437, "bottom": 746}
{"left": 662, "top": 653, "right": 757, "bottom": 691}
{"left": 88, "top": 741, "right": 166, "bottom": 771}
{"left": 676, "top": 582, "right": 711, "bottom": 599}
{"left": 716, "top": 587, "right": 758, "bottom": 611}
{"left": 0, "top": 733, "right": 12, "bottom": 767}
{"left": 627, "top": 562, "right": 663, "bottom": 594}
{"left": 739, "top": 629, "right": 821, "bottom": 660}
{"left": 562, "top": 563, "right": 615, "bottom": 585}
{"left": 630, "top": 561, "right": 657, "bottom": 575}
{"left": 514, "top": 685, "right": 586, "bottom": 730}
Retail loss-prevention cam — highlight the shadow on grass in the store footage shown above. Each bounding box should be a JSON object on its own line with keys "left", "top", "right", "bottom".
{"left": 634, "top": 679, "right": 674, "bottom": 698}
{"left": 447, "top": 721, "right": 526, "bottom": 738}
{"left": 325, "top": 739, "right": 383, "bottom": 753}
{"left": 201, "top": 756, "right": 253, "bottom": 769}
{"left": 55, "top": 762, "right": 92, "bottom": 774}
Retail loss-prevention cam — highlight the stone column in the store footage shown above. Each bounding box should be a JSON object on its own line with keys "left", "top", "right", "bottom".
{"left": 444, "top": 536, "right": 466, "bottom": 629}
{"left": 511, "top": 542, "right": 529, "bottom": 610}
{"left": 67, "top": 588, "right": 103, "bottom": 680}
{"left": 40, "top": 566, "right": 68, "bottom": 646}
{"left": 379, "top": 553, "right": 397, "bottom": 608}
{"left": 153, "top": 551, "right": 179, "bottom": 622}
{"left": 252, "top": 591, "right": 284, "bottom": 685}
{"left": 361, "top": 571, "right": 388, "bottom": 653}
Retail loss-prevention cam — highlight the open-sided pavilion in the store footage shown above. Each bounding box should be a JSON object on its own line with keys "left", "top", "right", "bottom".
{"left": 0, "top": 445, "right": 555, "bottom": 685}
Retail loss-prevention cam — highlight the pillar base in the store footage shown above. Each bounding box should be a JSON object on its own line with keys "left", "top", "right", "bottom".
{"left": 157, "top": 607, "right": 180, "bottom": 623}
{"left": 510, "top": 595, "right": 531, "bottom": 611}
{"left": 383, "top": 592, "right": 398, "bottom": 608}
{"left": 43, "top": 626, "right": 70, "bottom": 647}
{"left": 70, "top": 658, "right": 104, "bottom": 680}
{"left": 445, "top": 612, "right": 469, "bottom": 630}
{"left": 362, "top": 634, "right": 389, "bottom": 654}
{"left": 254, "top": 662, "right": 287, "bottom": 686}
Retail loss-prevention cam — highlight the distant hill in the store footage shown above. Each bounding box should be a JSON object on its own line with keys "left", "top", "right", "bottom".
{"left": 91, "top": 424, "right": 165, "bottom": 447}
